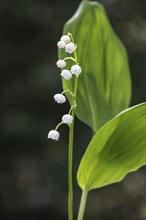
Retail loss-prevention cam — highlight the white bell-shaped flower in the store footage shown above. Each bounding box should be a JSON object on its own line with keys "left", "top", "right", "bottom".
{"left": 61, "top": 70, "right": 72, "bottom": 80}
{"left": 48, "top": 130, "right": 60, "bottom": 141}
{"left": 57, "top": 41, "right": 66, "bottom": 49}
{"left": 54, "top": 94, "right": 66, "bottom": 104}
{"left": 71, "top": 65, "right": 82, "bottom": 76}
{"left": 65, "top": 43, "right": 76, "bottom": 54}
{"left": 62, "top": 114, "right": 73, "bottom": 125}
{"left": 56, "top": 60, "right": 66, "bottom": 68}
{"left": 61, "top": 35, "right": 71, "bottom": 43}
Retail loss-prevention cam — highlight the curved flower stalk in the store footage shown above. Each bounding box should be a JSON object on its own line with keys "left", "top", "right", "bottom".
{"left": 48, "top": 33, "right": 82, "bottom": 220}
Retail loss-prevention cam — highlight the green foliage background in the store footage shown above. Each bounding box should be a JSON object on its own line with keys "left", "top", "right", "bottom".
{"left": 0, "top": 0, "right": 145, "bottom": 220}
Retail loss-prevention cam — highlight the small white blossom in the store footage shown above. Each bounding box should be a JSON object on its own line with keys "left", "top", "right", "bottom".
{"left": 62, "top": 114, "right": 73, "bottom": 125}
{"left": 48, "top": 130, "right": 60, "bottom": 141}
{"left": 57, "top": 41, "right": 66, "bottom": 49}
{"left": 56, "top": 60, "right": 66, "bottom": 68}
{"left": 61, "top": 35, "right": 71, "bottom": 43}
{"left": 61, "top": 69, "right": 72, "bottom": 80}
{"left": 71, "top": 65, "right": 82, "bottom": 76}
{"left": 65, "top": 43, "right": 76, "bottom": 54}
{"left": 54, "top": 93, "right": 66, "bottom": 104}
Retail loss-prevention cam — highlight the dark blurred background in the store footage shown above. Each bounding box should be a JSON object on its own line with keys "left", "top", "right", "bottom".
{"left": 0, "top": 0, "right": 146, "bottom": 219}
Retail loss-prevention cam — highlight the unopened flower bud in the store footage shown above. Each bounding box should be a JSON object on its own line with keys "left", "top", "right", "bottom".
{"left": 57, "top": 41, "right": 66, "bottom": 49}
{"left": 54, "top": 93, "right": 66, "bottom": 104}
{"left": 61, "top": 35, "right": 71, "bottom": 43}
{"left": 48, "top": 130, "right": 60, "bottom": 141}
{"left": 65, "top": 43, "right": 76, "bottom": 54}
{"left": 56, "top": 60, "right": 66, "bottom": 68}
{"left": 62, "top": 114, "right": 73, "bottom": 125}
{"left": 61, "top": 70, "right": 72, "bottom": 80}
{"left": 71, "top": 65, "right": 82, "bottom": 76}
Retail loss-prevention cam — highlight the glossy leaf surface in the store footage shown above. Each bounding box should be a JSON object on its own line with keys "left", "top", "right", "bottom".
{"left": 59, "top": 1, "right": 131, "bottom": 132}
{"left": 77, "top": 103, "right": 146, "bottom": 191}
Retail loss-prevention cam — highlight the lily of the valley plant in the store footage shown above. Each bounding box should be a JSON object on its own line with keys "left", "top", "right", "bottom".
{"left": 48, "top": 1, "right": 146, "bottom": 220}
{"left": 48, "top": 33, "right": 81, "bottom": 219}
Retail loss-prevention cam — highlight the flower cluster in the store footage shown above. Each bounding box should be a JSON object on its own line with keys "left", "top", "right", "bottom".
{"left": 57, "top": 35, "right": 76, "bottom": 53}
{"left": 48, "top": 33, "right": 81, "bottom": 141}
{"left": 57, "top": 34, "right": 82, "bottom": 80}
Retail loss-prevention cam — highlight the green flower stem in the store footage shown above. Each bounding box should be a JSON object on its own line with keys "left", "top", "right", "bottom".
{"left": 62, "top": 89, "right": 75, "bottom": 97}
{"left": 64, "top": 57, "right": 76, "bottom": 62}
{"left": 68, "top": 32, "right": 74, "bottom": 43}
{"left": 77, "top": 190, "right": 88, "bottom": 220}
{"left": 69, "top": 103, "right": 76, "bottom": 115}
{"left": 68, "top": 33, "right": 79, "bottom": 220}
{"left": 68, "top": 76, "right": 78, "bottom": 220}
{"left": 55, "top": 122, "right": 64, "bottom": 130}
{"left": 68, "top": 110, "right": 75, "bottom": 220}
{"left": 74, "top": 76, "right": 79, "bottom": 96}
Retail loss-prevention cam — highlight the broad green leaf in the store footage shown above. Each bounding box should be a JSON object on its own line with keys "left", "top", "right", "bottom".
{"left": 77, "top": 103, "right": 146, "bottom": 191}
{"left": 59, "top": 1, "right": 131, "bottom": 132}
